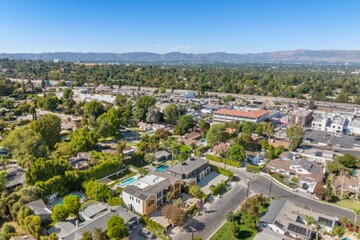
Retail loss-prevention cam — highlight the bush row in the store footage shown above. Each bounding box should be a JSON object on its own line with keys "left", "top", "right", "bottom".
{"left": 142, "top": 216, "right": 167, "bottom": 234}
{"left": 210, "top": 165, "right": 234, "bottom": 179}
{"left": 246, "top": 164, "right": 265, "bottom": 173}
{"left": 210, "top": 180, "right": 227, "bottom": 195}
{"left": 205, "top": 154, "right": 240, "bottom": 167}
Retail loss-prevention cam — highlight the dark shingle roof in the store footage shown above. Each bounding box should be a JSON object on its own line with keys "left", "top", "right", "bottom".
{"left": 168, "top": 157, "right": 208, "bottom": 175}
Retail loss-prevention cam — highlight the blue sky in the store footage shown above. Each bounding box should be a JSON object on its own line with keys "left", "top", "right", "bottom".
{"left": 0, "top": 0, "right": 359, "bottom": 53}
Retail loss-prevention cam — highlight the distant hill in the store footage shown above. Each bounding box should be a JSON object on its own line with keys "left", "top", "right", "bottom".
{"left": 1, "top": 49, "right": 360, "bottom": 63}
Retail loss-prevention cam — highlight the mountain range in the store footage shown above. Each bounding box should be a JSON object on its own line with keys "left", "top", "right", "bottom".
{"left": 1, "top": 49, "right": 360, "bottom": 64}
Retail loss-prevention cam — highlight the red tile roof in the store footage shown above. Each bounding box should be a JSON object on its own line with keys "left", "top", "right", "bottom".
{"left": 214, "top": 108, "right": 269, "bottom": 119}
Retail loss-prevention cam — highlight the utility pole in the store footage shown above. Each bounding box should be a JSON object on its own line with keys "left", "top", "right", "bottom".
{"left": 268, "top": 177, "right": 273, "bottom": 196}
{"left": 246, "top": 177, "right": 251, "bottom": 198}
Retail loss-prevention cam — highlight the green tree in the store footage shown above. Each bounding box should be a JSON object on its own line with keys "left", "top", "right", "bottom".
{"left": 0, "top": 173, "right": 6, "bottom": 193}
{"left": 93, "top": 228, "right": 104, "bottom": 240}
{"left": 286, "top": 126, "right": 305, "bottom": 150}
{"left": 198, "top": 119, "right": 210, "bottom": 139}
{"left": 51, "top": 205, "right": 69, "bottom": 222}
{"left": 69, "top": 127, "right": 99, "bottom": 152}
{"left": 40, "top": 233, "right": 59, "bottom": 240}
{"left": 38, "top": 93, "right": 59, "bottom": 111}
{"left": 144, "top": 153, "right": 156, "bottom": 164}
{"left": 228, "top": 143, "right": 245, "bottom": 162}
{"left": 174, "top": 115, "right": 194, "bottom": 135}
{"left": 164, "top": 104, "right": 180, "bottom": 125}
{"left": 96, "top": 108, "right": 121, "bottom": 138}
{"left": 114, "top": 94, "right": 127, "bottom": 106}
{"left": 1, "top": 127, "right": 48, "bottom": 163}
{"left": 134, "top": 96, "right": 156, "bottom": 121}
{"left": 81, "top": 231, "right": 93, "bottom": 240}
{"left": 107, "top": 216, "right": 128, "bottom": 239}
{"left": 206, "top": 124, "right": 230, "bottom": 147}
{"left": 189, "top": 185, "right": 204, "bottom": 198}
{"left": 63, "top": 195, "right": 81, "bottom": 215}
{"left": 304, "top": 215, "right": 315, "bottom": 239}
{"left": 1, "top": 223, "right": 15, "bottom": 239}
{"left": 84, "top": 100, "right": 105, "bottom": 119}
{"left": 30, "top": 114, "right": 61, "bottom": 149}
{"left": 83, "top": 180, "right": 112, "bottom": 202}
{"left": 335, "top": 154, "right": 358, "bottom": 168}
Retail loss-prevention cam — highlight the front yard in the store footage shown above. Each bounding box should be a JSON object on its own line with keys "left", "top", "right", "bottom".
{"left": 334, "top": 199, "right": 360, "bottom": 210}
{"left": 210, "top": 221, "right": 256, "bottom": 240}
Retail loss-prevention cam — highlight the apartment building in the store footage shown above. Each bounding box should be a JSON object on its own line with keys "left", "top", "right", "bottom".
{"left": 286, "top": 109, "right": 313, "bottom": 127}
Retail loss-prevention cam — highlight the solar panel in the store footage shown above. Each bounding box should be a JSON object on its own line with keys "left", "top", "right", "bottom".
{"left": 318, "top": 216, "right": 333, "bottom": 227}
{"left": 288, "top": 223, "right": 307, "bottom": 236}
{"left": 274, "top": 220, "right": 284, "bottom": 229}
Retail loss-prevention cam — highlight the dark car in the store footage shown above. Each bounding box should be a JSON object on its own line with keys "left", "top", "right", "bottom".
{"left": 355, "top": 136, "right": 360, "bottom": 140}
{"left": 138, "top": 228, "right": 156, "bottom": 239}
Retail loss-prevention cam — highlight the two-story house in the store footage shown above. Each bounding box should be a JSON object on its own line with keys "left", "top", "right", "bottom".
{"left": 165, "top": 157, "right": 211, "bottom": 186}
{"left": 122, "top": 174, "right": 182, "bottom": 216}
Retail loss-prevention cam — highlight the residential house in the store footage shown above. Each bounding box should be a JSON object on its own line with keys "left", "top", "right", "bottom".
{"left": 334, "top": 175, "right": 360, "bottom": 196}
{"left": 267, "top": 158, "right": 292, "bottom": 175}
{"left": 213, "top": 108, "right": 269, "bottom": 123}
{"left": 123, "top": 146, "right": 135, "bottom": 159}
{"left": 68, "top": 152, "right": 90, "bottom": 170}
{"left": 299, "top": 148, "right": 335, "bottom": 164}
{"left": 261, "top": 199, "right": 336, "bottom": 239}
{"left": 138, "top": 122, "right": 152, "bottom": 131}
{"left": 25, "top": 199, "right": 52, "bottom": 222}
{"left": 279, "top": 151, "right": 296, "bottom": 161}
{"left": 48, "top": 204, "right": 139, "bottom": 240}
{"left": 182, "top": 131, "right": 202, "bottom": 146}
{"left": 290, "top": 158, "right": 324, "bottom": 191}
{"left": 122, "top": 174, "right": 182, "bottom": 216}
{"left": 154, "top": 150, "right": 172, "bottom": 162}
{"left": 165, "top": 157, "right": 211, "bottom": 185}
{"left": 5, "top": 168, "right": 26, "bottom": 190}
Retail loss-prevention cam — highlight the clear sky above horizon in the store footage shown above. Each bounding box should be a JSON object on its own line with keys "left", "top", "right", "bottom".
{"left": 0, "top": 0, "right": 359, "bottom": 53}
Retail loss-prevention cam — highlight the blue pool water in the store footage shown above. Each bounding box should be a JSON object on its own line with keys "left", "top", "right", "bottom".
{"left": 117, "top": 177, "right": 137, "bottom": 188}
{"left": 58, "top": 192, "right": 84, "bottom": 205}
{"left": 342, "top": 238, "right": 350, "bottom": 240}
{"left": 156, "top": 165, "right": 169, "bottom": 172}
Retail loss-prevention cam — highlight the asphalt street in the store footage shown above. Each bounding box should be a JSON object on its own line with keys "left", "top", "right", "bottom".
{"left": 172, "top": 162, "right": 354, "bottom": 240}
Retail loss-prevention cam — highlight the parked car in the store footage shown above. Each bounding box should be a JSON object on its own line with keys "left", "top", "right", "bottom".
{"left": 355, "top": 136, "right": 360, "bottom": 140}
{"left": 138, "top": 228, "right": 156, "bottom": 239}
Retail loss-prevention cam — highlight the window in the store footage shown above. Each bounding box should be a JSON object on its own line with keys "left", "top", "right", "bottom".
{"left": 147, "top": 200, "right": 155, "bottom": 207}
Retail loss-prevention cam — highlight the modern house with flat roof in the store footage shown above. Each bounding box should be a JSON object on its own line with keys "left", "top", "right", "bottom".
{"left": 213, "top": 108, "right": 269, "bottom": 123}
{"left": 122, "top": 174, "right": 182, "bottom": 216}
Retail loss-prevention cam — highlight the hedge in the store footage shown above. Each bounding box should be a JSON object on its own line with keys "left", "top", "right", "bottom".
{"left": 205, "top": 154, "right": 240, "bottom": 167}
{"left": 129, "top": 165, "right": 149, "bottom": 176}
{"left": 142, "top": 216, "right": 167, "bottom": 234}
{"left": 210, "top": 165, "right": 234, "bottom": 179}
{"left": 210, "top": 180, "right": 227, "bottom": 195}
{"left": 246, "top": 164, "right": 266, "bottom": 173}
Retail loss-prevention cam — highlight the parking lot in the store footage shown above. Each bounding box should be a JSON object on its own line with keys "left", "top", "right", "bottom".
{"left": 304, "top": 130, "right": 360, "bottom": 149}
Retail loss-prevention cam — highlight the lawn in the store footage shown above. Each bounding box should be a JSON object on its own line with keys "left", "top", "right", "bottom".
{"left": 270, "top": 173, "right": 298, "bottom": 189}
{"left": 335, "top": 199, "right": 360, "bottom": 210}
{"left": 210, "top": 222, "right": 256, "bottom": 240}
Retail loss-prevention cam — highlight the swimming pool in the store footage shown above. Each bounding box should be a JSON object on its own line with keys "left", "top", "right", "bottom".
{"left": 116, "top": 176, "right": 138, "bottom": 188}
{"left": 156, "top": 165, "right": 169, "bottom": 172}
{"left": 57, "top": 192, "right": 84, "bottom": 205}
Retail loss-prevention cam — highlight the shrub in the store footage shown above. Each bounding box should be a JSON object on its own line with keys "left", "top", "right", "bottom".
{"left": 211, "top": 165, "right": 234, "bottom": 179}
{"left": 142, "top": 216, "right": 166, "bottom": 235}
{"left": 211, "top": 180, "right": 227, "bottom": 195}
{"left": 1, "top": 223, "right": 15, "bottom": 239}
{"left": 246, "top": 164, "right": 265, "bottom": 173}
{"left": 205, "top": 154, "right": 240, "bottom": 167}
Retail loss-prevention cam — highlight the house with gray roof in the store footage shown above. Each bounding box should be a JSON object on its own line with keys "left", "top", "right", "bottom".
{"left": 5, "top": 168, "right": 25, "bottom": 190}
{"left": 25, "top": 199, "right": 52, "bottom": 222}
{"left": 154, "top": 150, "right": 172, "bottom": 162}
{"left": 48, "top": 204, "right": 139, "bottom": 240}
{"left": 166, "top": 157, "right": 211, "bottom": 185}
{"left": 260, "top": 199, "right": 336, "bottom": 239}
{"left": 122, "top": 174, "right": 182, "bottom": 216}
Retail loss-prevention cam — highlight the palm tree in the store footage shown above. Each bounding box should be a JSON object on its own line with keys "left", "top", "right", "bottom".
{"left": 353, "top": 208, "right": 360, "bottom": 233}
{"left": 314, "top": 222, "right": 321, "bottom": 240}
{"left": 304, "top": 215, "right": 315, "bottom": 239}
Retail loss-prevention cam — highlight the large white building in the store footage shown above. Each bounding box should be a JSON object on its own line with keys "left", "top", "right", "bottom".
{"left": 311, "top": 113, "right": 349, "bottom": 133}
{"left": 213, "top": 108, "right": 269, "bottom": 123}
{"left": 347, "top": 119, "right": 360, "bottom": 135}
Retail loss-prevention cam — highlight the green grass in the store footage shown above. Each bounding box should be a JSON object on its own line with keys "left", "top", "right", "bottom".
{"left": 259, "top": 199, "right": 271, "bottom": 214}
{"left": 270, "top": 173, "right": 298, "bottom": 189}
{"left": 210, "top": 222, "right": 256, "bottom": 240}
{"left": 334, "top": 199, "right": 360, "bottom": 210}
